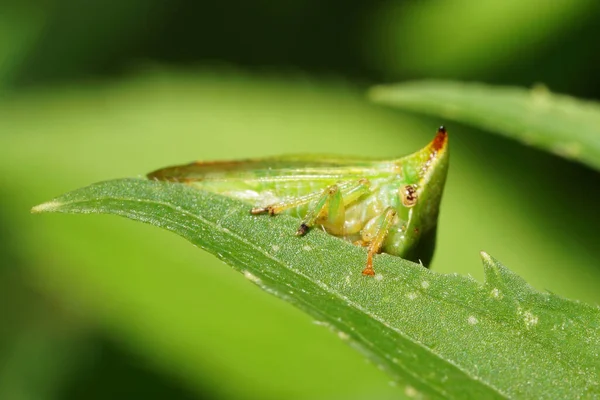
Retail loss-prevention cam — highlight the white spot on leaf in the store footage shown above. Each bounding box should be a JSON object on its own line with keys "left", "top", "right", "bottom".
{"left": 468, "top": 316, "right": 478, "bottom": 325}
{"left": 421, "top": 281, "right": 430, "bottom": 289}
{"left": 375, "top": 274, "right": 384, "bottom": 282}
{"left": 523, "top": 311, "right": 539, "bottom": 328}
{"left": 490, "top": 288, "right": 502, "bottom": 298}
{"left": 406, "top": 292, "right": 418, "bottom": 300}
{"left": 303, "top": 245, "right": 312, "bottom": 251}
{"left": 271, "top": 244, "right": 280, "bottom": 252}
{"left": 243, "top": 270, "right": 262, "bottom": 285}
{"left": 338, "top": 331, "right": 350, "bottom": 340}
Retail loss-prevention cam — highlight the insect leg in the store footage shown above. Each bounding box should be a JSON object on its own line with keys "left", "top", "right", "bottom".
{"left": 296, "top": 185, "right": 342, "bottom": 235}
{"left": 296, "top": 179, "right": 371, "bottom": 236}
{"left": 341, "top": 178, "right": 371, "bottom": 206}
{"left": 361, "top": 207, "right": 397, "bottom": 276}
{"left": 251, "top": 178, "right": 370, "bottom": 216}
{"left": 251, "top": 190, "right": 324, "bottom": 215}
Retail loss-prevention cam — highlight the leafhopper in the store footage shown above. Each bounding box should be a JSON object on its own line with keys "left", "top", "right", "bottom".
{"left": 148, "top": 127, "right": 449, "bottom": 276}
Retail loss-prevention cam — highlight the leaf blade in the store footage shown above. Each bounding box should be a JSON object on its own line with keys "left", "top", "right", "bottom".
{"left": 369, "top": 80, "right": 600, "bottom": 170}
{"left": 33, "top": 178, "right": 600, "bottom": 399}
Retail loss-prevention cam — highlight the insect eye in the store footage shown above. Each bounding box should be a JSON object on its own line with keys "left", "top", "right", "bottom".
{"left": 400, "top": 184, "right": 418, "bottom": 207}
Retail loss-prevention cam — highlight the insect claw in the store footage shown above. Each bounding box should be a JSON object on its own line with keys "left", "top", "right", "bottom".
{"left": 252, "top": 205, "right": 284, "bottom": 215}
{"left": 362, "top": 267, "right": 375, "bottom": 276}
{"left": 362, "top": 252, "right": 376, "bottom": 276}
{"left": 296, "top": 223, "right": 309, "bottom": 236}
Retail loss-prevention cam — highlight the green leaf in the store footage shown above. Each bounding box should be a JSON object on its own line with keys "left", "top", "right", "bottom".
{"left": 32, "top": 178, "right": 600, "bottom": 399}
{"left": 369, "top": 80, "right": 600, "bottom": 170}
{"left": 367, "top": 0, "right": 595, "bottom": 78}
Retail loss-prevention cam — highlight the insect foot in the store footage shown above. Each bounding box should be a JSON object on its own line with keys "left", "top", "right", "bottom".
{"left": 251, "top": 206, "right": 270, "bottom": 215}
{"left": 296, "top": 223, "right": 310, "bottom": 236}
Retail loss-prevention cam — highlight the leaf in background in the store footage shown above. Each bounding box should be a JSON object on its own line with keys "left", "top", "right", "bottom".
{"left": 0, "top": 2, "right": 47, "bottom": 88}
{"left": 367, "top": 0, "right": 597, "bottom": 79}
{"left": 8, "top": 0, "right": 166, "bottom": 88}
{"left": 33, "top": 178, "right": 600, "bottom": 399}
{"left": 370, "top": 80, "right": 600, "bottom": 170}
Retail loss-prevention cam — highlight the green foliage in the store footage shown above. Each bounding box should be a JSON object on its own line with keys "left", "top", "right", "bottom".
{"left": 4, "top": 73, "right": 426, "bottom": 400}
{"left": 368, "top": 0, "right": 596, "bottom": 79}
{"left": 370, "top": 80, "right": 600, "bottom": 170}
{"left": 3, "top": 0, "right": 600, "bottom": 397}
{"left": 32, "top": 178, "right": 600, "bottom": 399}
{"left": 2, "top": 70, "right": 599, "bottom": 399}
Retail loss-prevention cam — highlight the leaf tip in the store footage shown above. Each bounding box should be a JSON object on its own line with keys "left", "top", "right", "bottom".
{"left": 480, "top": 251, "right": 504, "bottom": 285}
{"left": 480, "top": 251, "right": 506, "bottom": 278}
{"left": 479, "top": 251, "right": 493, "bottom": 264}
{"left": 31, "top": 201, "right": 62, "bottom": 214}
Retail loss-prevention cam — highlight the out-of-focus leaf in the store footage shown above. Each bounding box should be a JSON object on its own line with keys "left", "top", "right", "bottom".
{"left": 33, "top": 178, "right": 600, "bottom": 399}
{"left": 9, "top": 0, "right": 165, "bottom": 87}
{"left": 370, "top": 80, "right": 600, "bottom": 170}
{"left": 367, "top": 0, "right": 596, "bottom": 78}
{"left": 0, "top": 267, "right": 90, "bottom": 400}
{"left": 0, "top": 3, "right": 46, "bottom": 87}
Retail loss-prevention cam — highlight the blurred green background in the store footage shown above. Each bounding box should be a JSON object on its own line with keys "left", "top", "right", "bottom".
{"left": 2, "top": 0, "right": 600, "bottom": 399}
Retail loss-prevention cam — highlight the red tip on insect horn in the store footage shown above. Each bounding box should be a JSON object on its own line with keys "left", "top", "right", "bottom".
{"left": 430, "top": 126, "right": 448, "bottom": 152}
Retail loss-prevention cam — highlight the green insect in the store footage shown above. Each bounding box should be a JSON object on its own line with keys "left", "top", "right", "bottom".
{"left": 147, "top": 126, "right": 449, "bottom": 276}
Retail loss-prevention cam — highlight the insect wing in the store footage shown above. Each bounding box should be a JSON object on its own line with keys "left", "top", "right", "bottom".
{"left": 147, "top": 155, "right": 385, "bottom": 183}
